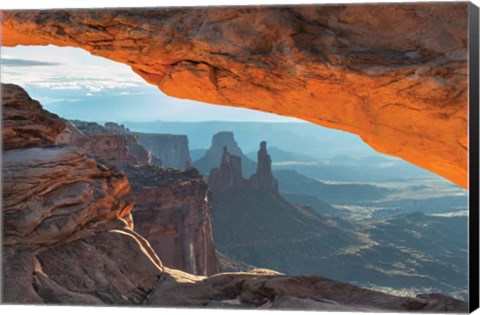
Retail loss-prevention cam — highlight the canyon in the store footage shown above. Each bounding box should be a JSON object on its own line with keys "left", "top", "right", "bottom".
{"left": 1, "top": 83, "right": 469, "bottom": 311}
{"left": 58, "top": 120, "right": 150, "bottom": 168}
{"left": 0, "top": 3, "right": 470, "bottom": 188}
{"left": 208, "top": 139, "right": 468, "bottom": 299}
{"left": 102, "top": 121, "right": 191, "bottom": 169}
{"left": 55, "top": 119, "right": 218, "bottom": 276}
{"left": 136, "top": 133, "right": 191, "bottom": 169}
{"left": 124, "top": 165, "right": 220, "bottom": 276}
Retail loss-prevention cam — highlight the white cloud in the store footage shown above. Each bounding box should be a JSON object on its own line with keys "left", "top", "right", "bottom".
{"left": 1, "top": 46, "right": 146, "bottom": 93}
{"left": 35, "top": 96, "right": 65, "bottom": 104}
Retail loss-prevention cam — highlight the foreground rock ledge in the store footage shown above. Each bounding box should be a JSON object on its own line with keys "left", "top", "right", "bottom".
{"left": 0, "top": 3, "right": 469, "bottom": 188}
{"left": 145, "top": 268, "right": 467, "bottom": 312}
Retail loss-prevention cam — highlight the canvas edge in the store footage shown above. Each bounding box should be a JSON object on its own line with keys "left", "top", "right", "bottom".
{"left": 469, "top": 1, "right": 480, "bottom": 313}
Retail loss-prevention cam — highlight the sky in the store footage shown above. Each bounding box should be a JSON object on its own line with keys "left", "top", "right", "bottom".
{"left": 1, "top": 45, "right": 303, "bottom": 122}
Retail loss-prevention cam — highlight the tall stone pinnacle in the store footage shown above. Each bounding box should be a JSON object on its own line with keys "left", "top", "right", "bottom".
{"left": 249, "top": 141, "right": 278, "bottom": 192}
{"left": 208, "top": 147, "right": 245, "bottom": 192}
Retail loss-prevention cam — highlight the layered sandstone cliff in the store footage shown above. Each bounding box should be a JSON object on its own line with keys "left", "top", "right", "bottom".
{"left": 124, "top": 165, "right": 220, "bottom": 276}
{"left": 136, "top": 133, "right": 191, "bottom": 169}
{"left": 57, "top": 120, "right": 153, "bottom": 168}
{"left": 0, "top": 3, "right": 469, "bottom": 187}
{"left": 2, "top": 83, "right": 66, "bottom": 150}
{"left": 2, "top": 84, "right": 163, "bottom": 304}
{"left": 104, "top": 122, "right": 163, "bottom": 166}
{"left": 3, "top": 146, "right": 164, "bottom": 304}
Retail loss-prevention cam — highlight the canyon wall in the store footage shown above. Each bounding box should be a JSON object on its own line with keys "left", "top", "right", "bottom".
{"left": 2, "top": 83, "right": 163, "bottom": 304}
{"left": 124, "top": 165, "right": 220, "bottom": 276}
{"left": 3, "top": 83, "right": 66, "bottom": 150}
{"left": 104, "top": 122, "right": 163, "bottom": 166}
{"left": 136, "top": 133, "right": 191, "bottom": 169}
{"left": 58, "top": 120, "right": 219, "bottom": 275}
{"left": 57, "top": 120, "right": 152, "bottom": 168}
{"left": 0, "top": 3, "right": 469, "bottom": 187}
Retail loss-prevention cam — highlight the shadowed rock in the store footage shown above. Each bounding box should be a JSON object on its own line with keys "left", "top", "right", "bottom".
{"left": 249, "top": 141, "right": 278, "bottom": 192}
{"left": 208, "top": 147, "right": 246, "bottom": 192}
{"left": 124, "top": 165, "right": 220, "bottom": 276}
{"left": 144, "top": 268, "right": 468, "bottom": 312}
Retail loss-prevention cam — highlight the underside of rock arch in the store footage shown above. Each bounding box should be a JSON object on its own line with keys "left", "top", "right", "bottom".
{"left": 1, "top": 3, "right": 469, "bottom": 188}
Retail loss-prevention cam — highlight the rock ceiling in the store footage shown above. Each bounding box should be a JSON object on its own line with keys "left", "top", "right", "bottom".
{"left": 1, "top": 3, "right": 469, "bottom": 187}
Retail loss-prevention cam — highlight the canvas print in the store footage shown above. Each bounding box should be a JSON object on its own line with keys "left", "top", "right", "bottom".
{"left": 1, "top": 1, "right": 479, "bottom": 313}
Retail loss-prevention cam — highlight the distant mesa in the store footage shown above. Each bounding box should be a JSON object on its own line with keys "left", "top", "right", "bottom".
{"left": 73, "top": 120, "right": 192, "bottom": 170}
{"left": 58, "top": 120, "right": 153, "bottom": 168}
{"left": 104, "top": 120, "right": 191, "bottom": 169}
{"left": 136, "top": 133, "right": 191, "bottom": 169}
{"left": 194, "top": 131, "right": 257, "bottom": 177}
{"left": 104, "top": 122, "right": 131, "bottom": 134}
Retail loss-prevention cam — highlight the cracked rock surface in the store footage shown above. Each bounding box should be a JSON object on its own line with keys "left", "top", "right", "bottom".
{"left": 2, "top": 83, "right": 66, "bottom": 150}
{"left": 2, "top": 146, "right": 164, "bottom": 305}
{"left": 2, "top": 84, "right": 164, "bottom": 305}
{"left": 1, "top": 3, "right": 469, "bottom": 187}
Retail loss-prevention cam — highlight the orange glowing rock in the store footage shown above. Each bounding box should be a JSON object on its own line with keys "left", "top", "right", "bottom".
{"left": 1, "top": 3, "right": 469, "bottom": 187}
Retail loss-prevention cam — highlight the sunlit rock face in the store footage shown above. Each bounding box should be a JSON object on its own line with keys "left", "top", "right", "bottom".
{"left": 1, "top": 3, "right": 469, "bottom": 187}
{"left": 57, "top": 120, "right": 153, "bottom": 168}
{"left": 2, "top": 83, "right": 66, "bottom": 150}
{"left": 2, "top": 145, "right": 164, "bottom": 305}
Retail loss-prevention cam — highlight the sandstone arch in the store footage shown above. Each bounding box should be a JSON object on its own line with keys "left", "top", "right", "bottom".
{"left": 1, "top": 3, "right": 469, "bottom": 187}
